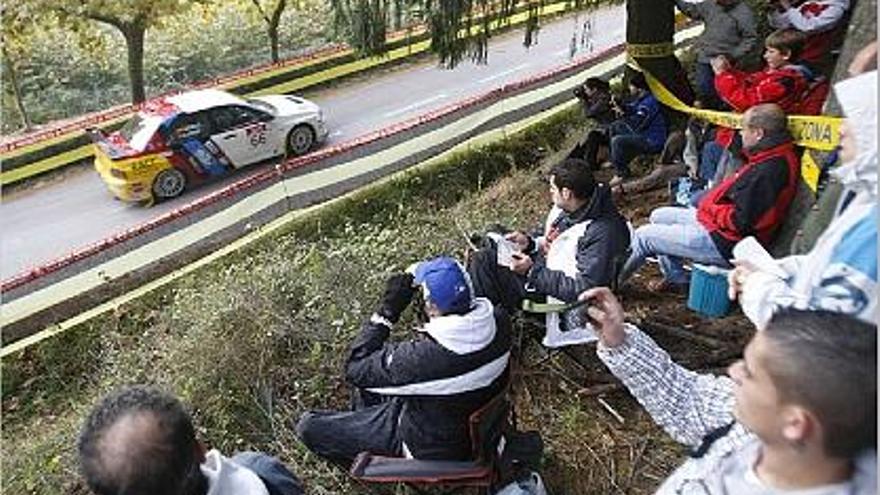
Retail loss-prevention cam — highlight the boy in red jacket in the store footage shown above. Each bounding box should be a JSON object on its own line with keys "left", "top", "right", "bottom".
{"left": 712, "top": 28, "right": 811, "bottom": 114}
{"left": 618, "top": 104, "right": 800, "bottom": 290}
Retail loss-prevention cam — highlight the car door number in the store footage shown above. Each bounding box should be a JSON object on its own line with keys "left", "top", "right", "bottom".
{"left": 246, "top": 123, "right": 268, "bottom": 147}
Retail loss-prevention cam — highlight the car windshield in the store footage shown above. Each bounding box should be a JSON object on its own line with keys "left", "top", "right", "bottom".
{"left": 118, "top": 114, "right": 163, "bottom": 150}
{"left": 246, "top": 98, "right": 277, "bottom": 115}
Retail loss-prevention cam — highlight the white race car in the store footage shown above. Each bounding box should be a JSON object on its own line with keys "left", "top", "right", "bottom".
{"left": 90, "top": 88, "right": 328, "bottom": 203}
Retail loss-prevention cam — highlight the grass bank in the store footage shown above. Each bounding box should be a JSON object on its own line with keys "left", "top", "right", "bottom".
{"left": 2, "top": 103, "right": 751, "bottom": 494}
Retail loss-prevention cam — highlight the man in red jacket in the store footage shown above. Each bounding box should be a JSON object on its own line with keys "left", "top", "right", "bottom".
{"left": 618, "top": 104, "right": 800, "bottom": 290}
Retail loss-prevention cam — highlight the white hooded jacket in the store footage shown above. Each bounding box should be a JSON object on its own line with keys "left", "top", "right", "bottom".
{"left": 737, "top": 71, "right": 877, "bottom": 328}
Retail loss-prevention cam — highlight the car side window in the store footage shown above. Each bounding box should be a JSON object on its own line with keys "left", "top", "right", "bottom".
{"left": 210, "top": 105, "right": 264, "bottom": 132}
{"left": 169, "top": 112, "right": 212, "bottom": 143}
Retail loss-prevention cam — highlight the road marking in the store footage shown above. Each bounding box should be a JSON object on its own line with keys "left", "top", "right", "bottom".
{"left": 477, "top": 63, "right": 530, "bottom": 84}
{"left": 382, "top": 94, "right": 448, "bottom": 118}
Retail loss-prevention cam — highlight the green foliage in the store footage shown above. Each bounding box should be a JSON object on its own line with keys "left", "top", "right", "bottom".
{"left": 0, "top": 0, "right": 338, "bottom": 134}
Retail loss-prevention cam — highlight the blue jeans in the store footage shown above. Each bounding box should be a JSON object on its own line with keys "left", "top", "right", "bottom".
{"left": 232, "top": 452, "right": 305, "bottom": 495}
{"left": 609, "top": 121, "right": 657, "bottom": 177}
{"left": 695, "top": 61, "right": 722, "bottom": 109}
{"left": 620, "top": 207, "right": 728, "bottom": 285}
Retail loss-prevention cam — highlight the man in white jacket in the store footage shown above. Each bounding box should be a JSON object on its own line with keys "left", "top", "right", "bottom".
{"left": 581, "top": 287, "right": 876, "bottom": 495}
{"left": 78, "top": 386, "right": 304, "bottom": 495}
{"left": 729, "top": 70, "right": 877, "bottom": 328}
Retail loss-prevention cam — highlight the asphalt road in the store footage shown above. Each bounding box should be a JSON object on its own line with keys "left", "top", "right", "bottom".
{"left": 0, "top": 4, "right": 627, "bottom": 280}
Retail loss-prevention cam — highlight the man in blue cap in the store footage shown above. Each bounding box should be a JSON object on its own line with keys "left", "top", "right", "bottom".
{"left": 296, "top": 256, "right": 511, "bottom": 465}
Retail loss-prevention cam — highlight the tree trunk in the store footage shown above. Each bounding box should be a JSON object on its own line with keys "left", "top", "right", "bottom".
{"left": 625, "top": 0, "right": 694, "bottom": 104}
{"left": 122, "top": 24, "right": 147, "bottom": 104}
{"left": 2, "top": 46, "right": 32, "bottom": 130}
{"left": 269, "top": 23, "right": 280, "bottom": 63}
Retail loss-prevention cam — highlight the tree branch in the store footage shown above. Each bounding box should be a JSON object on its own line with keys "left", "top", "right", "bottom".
{"left": 250, "top": 0, "right": 272, "bottom": 25}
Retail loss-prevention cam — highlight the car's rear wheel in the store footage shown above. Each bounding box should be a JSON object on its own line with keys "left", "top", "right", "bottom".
{"left": 287, "top": 125, "right": 315, "bottom": 156}
{"left": 152, "top": 168, "right": 187, "bottom": 200}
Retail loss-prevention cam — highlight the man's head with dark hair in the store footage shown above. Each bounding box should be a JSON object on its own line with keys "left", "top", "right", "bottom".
{"left": 78, "top": 386, "right": 205, "bottom": 495}
{"left": 549, "top": 159, "right": 596, "bottom": 212}
{"left": 584, "top": 77, "right": 610, "bottom": 93}
{"left": 628, "top": 71, "right": 649, "bottom": 94}
{"left": 764, "top": 28, "right": 806, "bottom": 67}
{"left": 728, "top": 310, "right": 876, "bottom": 460}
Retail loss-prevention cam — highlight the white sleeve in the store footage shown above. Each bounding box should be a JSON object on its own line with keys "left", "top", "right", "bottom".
{"left": 776, "top": 3, "right": 848, "bottom": 33}
{"left": 739, "top": 255, "right": 807, "bottom": 329}
{"left": 597, "top": 324, "right": 736, "bottom": 447}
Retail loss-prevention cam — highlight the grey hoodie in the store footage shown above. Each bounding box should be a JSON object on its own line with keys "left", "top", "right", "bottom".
{"left": 674, "top": 0, "right": 758, "bottom": 63}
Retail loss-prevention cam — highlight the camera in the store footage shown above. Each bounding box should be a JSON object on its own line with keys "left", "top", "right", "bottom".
{"left": 573, "top": 84, "right": 587, "bottom": 99}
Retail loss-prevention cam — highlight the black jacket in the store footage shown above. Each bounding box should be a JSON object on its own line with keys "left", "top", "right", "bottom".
{"left": 526, "top": 184, "right": 631, "bottom": 302}
{"left": 345, "top": 299, "right": 511, "bottom": 460}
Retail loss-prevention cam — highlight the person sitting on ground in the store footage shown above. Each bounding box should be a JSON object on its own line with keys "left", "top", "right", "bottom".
{"left": 569, "top": 77, "right": 616, "bottom": 169}
{"left": 729, "top": 71, "right": 878, "bottom": 328}
{"left": 78, "top": 385, "right": 304, "bottom": 495}
{"left": 607, "top": 72, "right": 668, "bottom": 186}
{"left": 618, "top": 104, "right": 800, "bottom": 291}
{"left": 768, "top": 0, "right": 851, "bottom": 74}
{"left": 296, "top": 257, "right": 511, "bottom": 465}
{"left": 673, "top": 0, "right": 758, "bottom": 109}
{"left": 468, "top": 158, "right": 630, "bottom": 348}
{"left": 580, "top": 286, "right": 876, "bottom": 495}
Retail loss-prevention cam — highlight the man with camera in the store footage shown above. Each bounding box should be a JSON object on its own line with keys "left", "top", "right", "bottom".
{"left": 296, "top": 257, "right": 511, "bottom": 465}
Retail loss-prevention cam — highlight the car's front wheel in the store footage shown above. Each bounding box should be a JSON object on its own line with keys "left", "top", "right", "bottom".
{"left": 152, "top": 168, "right": 187, "bottom": 201}
{"left": 286, "top": 125, "right": 315, "bottom": 156}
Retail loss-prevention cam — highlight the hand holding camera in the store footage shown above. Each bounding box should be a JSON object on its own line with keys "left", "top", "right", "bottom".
{"left": 377, "top": 273, "right": 416, "bottom": 323}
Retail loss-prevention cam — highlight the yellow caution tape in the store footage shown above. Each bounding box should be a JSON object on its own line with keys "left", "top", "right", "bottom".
{"left": 638, "top": 70, "right": 842, "bottom": 151}
{"left": 800, "top": 150, "right": 821, "bottom": 191}
{"left": 626, "top": 42, "right": 675, "bottom": 59}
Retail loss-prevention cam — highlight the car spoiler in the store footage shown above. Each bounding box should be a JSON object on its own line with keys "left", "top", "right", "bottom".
{"left": 85, "top": 127, "right": 135, "bottom": 160}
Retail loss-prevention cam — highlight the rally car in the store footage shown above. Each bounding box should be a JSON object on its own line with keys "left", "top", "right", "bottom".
{"left": 88, "top": 89, "right": 328, "bottom": 204}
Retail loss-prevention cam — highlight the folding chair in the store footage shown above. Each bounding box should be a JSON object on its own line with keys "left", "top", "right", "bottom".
{"left": 349, "top": 390, "right": 510, "bottom": 493}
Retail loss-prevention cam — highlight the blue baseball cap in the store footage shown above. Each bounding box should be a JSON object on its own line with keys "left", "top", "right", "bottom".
{"left": 413, "top": 257, "right": 474, "bottom": 315}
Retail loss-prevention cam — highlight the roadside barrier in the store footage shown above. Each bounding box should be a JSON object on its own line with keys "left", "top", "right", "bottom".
{"left": 0, "top": 0, "right": 589, "bottom": 186}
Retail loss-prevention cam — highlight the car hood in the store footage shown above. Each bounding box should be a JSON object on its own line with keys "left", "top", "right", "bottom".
{"left": 252, "top": 95, "right": 321, "bottom": 119}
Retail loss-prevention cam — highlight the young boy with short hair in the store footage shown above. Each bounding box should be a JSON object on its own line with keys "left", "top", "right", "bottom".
{"left": 712, "top": 28, "right": 812, "bottom": 114}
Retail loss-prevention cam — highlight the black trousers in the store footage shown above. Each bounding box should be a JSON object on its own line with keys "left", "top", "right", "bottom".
{"left": 296, "top": 391, "right": 403, "bottom": 466}
{"left": 568, "top": 128, "right": 609, "bottom": 169}
{"left": 468, "top": 248, "right": 535, "bottom": 314}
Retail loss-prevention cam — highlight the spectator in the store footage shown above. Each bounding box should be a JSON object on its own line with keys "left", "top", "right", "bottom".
{"left": 296, "top": 257, "right": 511, "bottom": 465}
{"left": 78, "top": 385, "right": 304, "bottom": 495}
{"left": 713, "top": 29, "right": 812, "bottom": 115}
{"left": 729, "top": 71, "right": 877, "bottom": 328}
{"left": 619, "top": 104, "right": 799, "bottom": 290}
{"left": 673, "top": 0, "right": 758, "bottom": 108}
{"left": 468, "top": 158, "right": 630, "bottom": 348}
{"left": 768, "top": 0, "right": 851, "bottom": 73}
{"left": 607, "top": 72, "right": 668, "bottom": 186}
{"left": 569, "top": 77, "right": 615, "bottom": 169}
{"left": 581, "top": 287, "right": 877, "bottom": 495}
